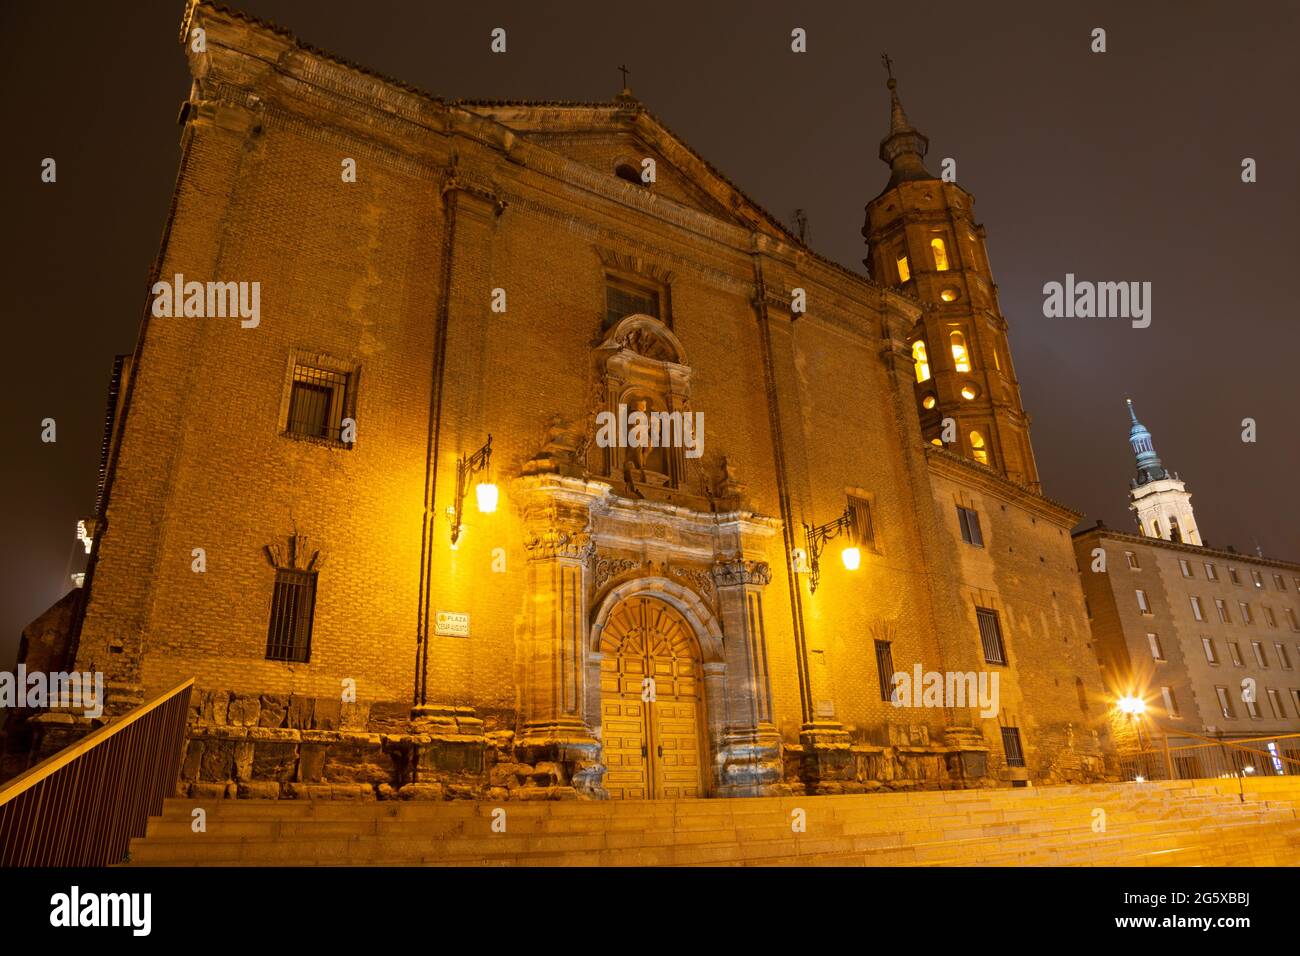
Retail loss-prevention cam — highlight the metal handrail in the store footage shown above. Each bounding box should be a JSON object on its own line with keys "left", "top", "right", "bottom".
{"left": 0, "top": 678, "right": 194, "bottom": 866}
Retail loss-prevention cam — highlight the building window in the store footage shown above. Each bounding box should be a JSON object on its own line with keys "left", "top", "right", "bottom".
{"left": 849, "top": 495, "right": 877, "bottom": 552}
{"left": 1264, "top": 606, "right": 1277, "bottom": 628}
{"left": 1287, "top": 608, "right": 1300, "bottom": 631}
{"left": 1229, "top": 568, "right": 1241, "bottom": 586}
{"left": 922, "top": 393, "right": 937, "bottom": 409}
{"left": 1202, "top": 637, "right": 1218, "bottom": 665}
{"left": 1274, "top": 574, "right": 1286, "bottom": 591}
{"left": 969, "top": 430, "right": 989, "bottom": 466}
{"left": 1161, "top": 686, "right": 1180, "bottom": 719}
{"left": 605, "top": 276, "right": 661, "bottom": 329}
{"left": 1179, "top": 559, "right": 1193, "bottom": 578}
{"left": 1228, "top": 642, "right": 1243, "bottom": 667}
{"left": 1216, "top": 686, "right": 1235, "bottom": 719}
{"left": 976, "top": 607, "right": 1007, "bottom": 665}
{"left": 1253, "top": 641, "right": 1269, "bottom": 668}
{"left": 1239, "top": 602, "right": 1252, "bottom": 624}
{"left": 1147, "top": 632, "right": 1164, "bottom": 661}
{"left": 874, "top": 640, "right": 895, "bottom": 703}
{"left": 960, "top": 384, "right": 978, "bottom": 400}
{"left": 1215, "top": 598, "right": 1230, "bottom": 623}
{"left": 950, "top": 331, "right": 971, "bottom": 372}
{"left": 1267, "top": 687, "right": 1285, "bottom": 719}
{"left": 1125, "top": 551, "right": 1140, "bottom": 570}
{"left": 287, "top": 364, "right": 354, "bottom": 444}
{"left": 1151, "top": 519, "right": 1161, "bottom": 538}
{"left": 1137, "top": 589, "right": 1152, "bottom": 615}
{"left": 912, "top": 340, "right": 931, "bottom": 382}
{"left": 1276, "top": 643, "right": 1292, "bottom": 670}
{"left": 1000, "top": 726, "right": 1025, "bottom": 767}
{"left": 1188, "top": 595, "right": 1203, "bottom": 621}
{"left": 1251, "top": 570, "right": 1264, "bottom": 589}
{"left": 1291, "top": 689, "right": 1300, "bottom": 714}
{"left": 957, "top": 506, "right": 983, "bottom": 547}
{"left": 1245, "top": 696, "right": 1260, "bottom": 720}
{"left": 1204, "top": 562, "right": 1217, "bottom": 581}
{"left": 930, "top": 237, "right": 950, "bottom": 271}
{"left": 896, "top": 253, "right": 911, "bottom": 283}
{"left": 265, "top": 568, "right": 317, "bottom": 663}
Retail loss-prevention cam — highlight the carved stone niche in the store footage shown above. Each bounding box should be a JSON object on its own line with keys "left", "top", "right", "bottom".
{"left": 589, "top": 314, "right": 700, "bottom": 504}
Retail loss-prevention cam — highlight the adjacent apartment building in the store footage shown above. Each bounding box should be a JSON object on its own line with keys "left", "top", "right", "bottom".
{"left": 1075, "top": 401, "right": 1300, "bottom": 768}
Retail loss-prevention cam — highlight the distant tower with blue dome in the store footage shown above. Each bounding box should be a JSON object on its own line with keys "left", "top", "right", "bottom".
{"left": 1125, "top": 398, "right": 1201, "bottom": 545}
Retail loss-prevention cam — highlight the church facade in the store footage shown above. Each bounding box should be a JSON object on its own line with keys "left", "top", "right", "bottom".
{"left": 15, "top": 1, "right": 1113, "bottom": 799}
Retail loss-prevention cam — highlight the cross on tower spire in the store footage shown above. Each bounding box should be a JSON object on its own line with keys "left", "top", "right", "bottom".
{"left": 618, "top": 64, "right": 630, "bottom": 89}
{"left": 880, "top": 52, "right": 894, "bottom": 79}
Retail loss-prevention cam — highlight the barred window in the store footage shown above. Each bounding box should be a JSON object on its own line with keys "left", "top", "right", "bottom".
{"left": 605, "top": 277, "right": 661, "bottom": 329}
{"left": 957, "top": 506, "right": 983, "bottom": 547}
{"left": 287, "top": 365, "right": 352, "bottom": 444}
{"left": 874, "top": 639, "right": 895, "bottom": 703}
{"left": 1000, "top": 726, "right": 1025, "bottom": 767}
{"left": 850, "top": 495, "right": 877, "bottom": 552}
{"left": 266, "top": 568, "right": 317, "bottom": 663}
{"left": 977, "top": 607, "right": 1006, "bottom": 665}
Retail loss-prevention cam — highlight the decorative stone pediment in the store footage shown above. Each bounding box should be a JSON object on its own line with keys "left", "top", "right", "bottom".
{"left": 264, "top": 533, "right": 324, "bottom": 571}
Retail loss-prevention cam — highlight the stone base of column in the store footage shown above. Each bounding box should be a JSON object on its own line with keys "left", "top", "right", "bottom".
{"left": 407, "top": 703, "right": 486, "bottom": 783}
{"left": 515, "top": 717, "right": 606, "bottom": 799}
{"left": 798, "top": 721, "right": 855, "bottom": 793}
{"left": 714, "top": 724, "right": 783, "bottom": 796}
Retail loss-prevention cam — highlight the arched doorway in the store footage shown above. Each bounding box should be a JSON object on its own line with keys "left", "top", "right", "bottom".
{"left": 599, "top": 595, "right": 706, "bottom": 799}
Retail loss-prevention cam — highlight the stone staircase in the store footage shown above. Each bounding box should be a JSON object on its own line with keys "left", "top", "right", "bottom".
{"left": 124, "top": 777, "right": 1300, "bottom": 866}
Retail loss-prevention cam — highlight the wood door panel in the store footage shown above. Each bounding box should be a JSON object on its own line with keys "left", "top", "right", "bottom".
{"left": 599, "top": 596, "right": 705, "bottom": 799}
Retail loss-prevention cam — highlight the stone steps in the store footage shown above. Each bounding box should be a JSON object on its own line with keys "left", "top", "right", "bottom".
{"left": 124, "top": 778, "right": 1300, "bottom": 867}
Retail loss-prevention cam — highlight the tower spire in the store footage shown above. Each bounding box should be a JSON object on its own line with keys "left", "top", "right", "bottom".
{"left": 1125, "top": 397, "right": 1170, "bottom": 486}
{"left": 877, "top": 56, "right": 933, "bottom": 187}
{"left": 1124, "top": 397, "right": 1201, "bottom": 546}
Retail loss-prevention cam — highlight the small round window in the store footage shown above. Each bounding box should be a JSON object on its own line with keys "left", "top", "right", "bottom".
{"left": 922, "top": 394, "right": 937, "bottom": 410}
{"left": 940, "top": 287, "right": 960, "bottom": 302}
{"left": 960, "top": 384, "right": 979, "bottom": 401}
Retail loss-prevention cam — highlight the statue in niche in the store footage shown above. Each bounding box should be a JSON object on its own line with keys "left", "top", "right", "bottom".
{"left": 621, "top": 395, "right": 669, "bottom": 489}
{"left": 522, "top": 414, "right": 583, "bottom": 477}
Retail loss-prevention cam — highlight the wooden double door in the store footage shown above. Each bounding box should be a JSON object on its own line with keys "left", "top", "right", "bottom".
{"left": 599, "top": 596, "right": 705, "bottom": 799}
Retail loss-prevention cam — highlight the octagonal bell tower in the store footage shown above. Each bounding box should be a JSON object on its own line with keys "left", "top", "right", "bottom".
{"left": 862, "top": 69, "right": 1040, "bottom": 491}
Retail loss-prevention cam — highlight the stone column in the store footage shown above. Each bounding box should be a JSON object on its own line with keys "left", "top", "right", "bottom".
{"left": 712, "top": 557, "right": 782, "bottom": 795}
{"left": 514, "top": 476, "right": 606, "bottom": 797}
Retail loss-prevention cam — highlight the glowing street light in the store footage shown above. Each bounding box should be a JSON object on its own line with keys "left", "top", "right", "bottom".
{"left": 1117, "top": 695, "right": 1146, "bottom": 716}
{"left": 840, "top": 546, "right": 861, "bottom": 571}
{"left": 475, "top": 481, "right": 499, "bottom": 514}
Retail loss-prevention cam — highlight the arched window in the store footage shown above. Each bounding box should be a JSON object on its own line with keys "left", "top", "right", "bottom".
{"left": 1151, "top": 519, "right": 1161, "bottom": 538}
{"left": 950, "top": 331, "right": 971, "bottom": 372}
{"left": 970, "top": 430, "right": 989, "bottom": 465}
{"left": 615, "top": 162, "right": 642, "bottom": 185}
{"left": 912, "top": 341, "right": 931, "bottom": 382}
{"left": 931, "top": 237, "right": 950, "bottom": 271}
{"left": 896, "top": 253, "right": 911, "bottom": 283}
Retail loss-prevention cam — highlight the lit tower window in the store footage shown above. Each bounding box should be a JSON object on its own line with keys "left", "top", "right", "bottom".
{"left": 912, "top": 340, "right": 931, "bottom": 382}
{"left": 931, "top": 237, "right": 949, "bottom": 271}
{"left": 950, "top": 330, "right": 971, "bottom": 372}
{"left": 970, "top": 430, "right": 989, "bottom": 465}
{"left": 896, "top": 252, "right": 911, "bottom": 283}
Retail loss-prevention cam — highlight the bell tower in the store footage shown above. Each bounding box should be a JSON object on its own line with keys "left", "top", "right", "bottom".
{"left": 862, "top": 65, "right": 1040, "bottom": 491}
{"left": 1125, "top": 398, "right": 1201, "bottom": 545}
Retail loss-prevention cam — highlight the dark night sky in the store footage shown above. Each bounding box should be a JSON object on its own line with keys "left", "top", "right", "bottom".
{"left": 2, "top": 0, "right": 1297, "bottom": 665}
